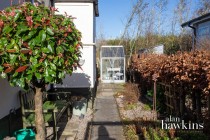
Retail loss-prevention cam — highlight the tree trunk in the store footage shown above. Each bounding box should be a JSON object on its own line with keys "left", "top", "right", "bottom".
{"left": 34, "top": 87, "right": 45, "bottom": 140}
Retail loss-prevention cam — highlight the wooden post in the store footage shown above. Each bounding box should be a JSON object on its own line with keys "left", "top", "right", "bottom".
{"left": 173, "top": 85, "right": 178, "bottom": 116}
{"left": 180, "top": 86, "right": 185, "bottom": 119}
{"left": 195, "top": 89, "right": 202, "bottom": 122}
{"left": 152, "top": 74, "right": 157, "bottom": 111}
{"left": 204, "top": 95, "right": 210, "bottom": 137}
{"left": 208, "top": 95, "right": 210, "bottom": 118}
{"left": 192, "top": 89, "right": 196, "bottom": 120}
{"left": 153, "top": 81, "right": 157, "bottom": 111}
{"left": 169, "top": 86, "right": 172, "bottom": 114}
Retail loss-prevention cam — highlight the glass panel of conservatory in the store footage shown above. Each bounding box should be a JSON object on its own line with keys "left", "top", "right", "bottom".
{"left": 100, "top": 46, "right": 125, "bottom": 83}
{"left": 101, "top": 58, "right": 124, "bottom": 81}
{"left": 101, "top": 47, "right": 124, "bottom": 57}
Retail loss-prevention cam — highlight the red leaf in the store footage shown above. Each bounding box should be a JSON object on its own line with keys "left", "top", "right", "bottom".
{"left": 26, "top": 16, "right": 33, "bottom": 27}
{"left": 3, "top": 63, "right": 11, "bottom": 67}
{"left": 45, "top": 19, "right": 50, "bottom": 25}
{"left": 4, "top": 67, "right": 13, "bottom": 73}
{"left": 39, "top": 58, "right": 44, "bottom": 63}
{"left": 9, "top": 10, "right": 16, "bottom": 17}
{"left": 22, "top": 42, "right": 29, "bottom": 48}
{"left": 20, "top": 49, "right": 31, "bottom": 54}
{"left": 34, "top": 23, "right": 41, "bottom": 29}
{"left": 7, "top": 49, "right": 16, "bottom": 53}
{"left": 67, "top": 27, "right": 72, "bottom": 32}
{"left": 29, "top": 50, "right": 33, "bottom": 55}
{"left": 0, "top": 20, "right": 4, "bottom": 28}
{"left": 15, "top": 65, "right": 28, "bottom": 73}
{"left": 50, "top": 7, "right": 58, "bottom": 12}
{"left": 64, "top": 33, "right": 68, "bottom": 37}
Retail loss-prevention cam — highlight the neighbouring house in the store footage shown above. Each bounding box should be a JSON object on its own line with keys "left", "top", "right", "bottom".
{"left": 181, "top": 12, "right": 210, "bottom": 50}
{"left": 137, "top": 44, "right": 164, "bottom": 59}
{"left": 152, "top": 44, "right": 164, "bottom": 54}
{"left": 52, "top": 0, "right": 99, "bottom": 108}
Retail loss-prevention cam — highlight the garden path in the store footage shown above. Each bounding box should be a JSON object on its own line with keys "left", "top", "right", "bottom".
{"left": 90, "top": 83, "right": 125, "bottom": 140}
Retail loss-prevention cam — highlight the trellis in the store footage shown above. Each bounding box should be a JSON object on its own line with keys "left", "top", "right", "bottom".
{"left": 157, "top": 82, "right": 208, "bottom": 122}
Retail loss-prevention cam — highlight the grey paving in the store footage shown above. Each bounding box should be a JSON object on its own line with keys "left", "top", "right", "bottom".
{"left": 58, "top": 121, "right": 79, "bottom": 140}
{"left": 57, "top": 83, "right": 125, "bottom": 140}
{"left": 90, "top": 83, "right": 125, "bottom": 140}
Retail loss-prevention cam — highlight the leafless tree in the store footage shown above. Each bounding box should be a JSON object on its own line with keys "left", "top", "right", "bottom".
{"left": 174, "top": 0, "right": 187, "bottom": 33}
{"left": 173, "top": 0, "right": 193, "bottom": 51}
{"left": 119, "top": 0, "right": 149, "bottom": 65}
{"left": 196, "top": 0, "right": 210, "bottom": 16}
{"left": 155, "top": 0, "right": 168, "bottom": 34}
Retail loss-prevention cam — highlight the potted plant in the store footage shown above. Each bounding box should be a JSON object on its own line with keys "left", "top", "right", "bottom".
{"left": 71, "top": 96, "right": 87, "bottom": 117}
{"left": 0, "top": 3, "right": 82, "bottom": 140}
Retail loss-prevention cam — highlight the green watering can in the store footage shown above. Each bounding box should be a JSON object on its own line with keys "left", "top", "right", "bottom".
{"left": 14, "top": 129, "right": 35, "bottom": 140}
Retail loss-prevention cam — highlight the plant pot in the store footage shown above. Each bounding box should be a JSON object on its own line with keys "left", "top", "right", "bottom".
{"left": 72, "top": 98, "right": 87, "bottom": 116}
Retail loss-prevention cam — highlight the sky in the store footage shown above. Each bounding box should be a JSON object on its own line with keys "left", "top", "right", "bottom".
{"left": 96, "top": 0, "right": 134, "bottom": 39}
{"left": 96, "top": 0, "right": 199, "bottom": 39}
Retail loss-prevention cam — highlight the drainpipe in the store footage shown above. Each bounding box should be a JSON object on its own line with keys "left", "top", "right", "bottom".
{"left": 50, "top": 0, "right": 54, "bottom": 7}
{"left": 188, "top": 23, "right": 196, "bottom": 51}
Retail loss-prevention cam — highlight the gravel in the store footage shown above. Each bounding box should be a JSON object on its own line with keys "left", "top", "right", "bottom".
{"left": 116, "top": 96, "right": 157, "bottom": 121}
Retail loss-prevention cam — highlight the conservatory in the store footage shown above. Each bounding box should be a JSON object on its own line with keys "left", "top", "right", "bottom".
{"left": 100, "top": 46, "right": 126, "bottom": 83}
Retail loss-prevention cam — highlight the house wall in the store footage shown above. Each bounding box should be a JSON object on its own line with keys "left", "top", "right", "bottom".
{"left": 195, "top": 20, "right": 210, "bottom": 49}
{"left": 54, "top": 2, "right": 96, "bottom": 88}
{"left": 0, "top": 78, "right": 20, "bottom": 119}
{"left": 55, "top": 3, "right": 94, "bottom": 43}
{"left": 0, "top": 0, "right": 20, "bottom": 10}
{"left": 0, "top": 0, "right": 22, "bottom": 120}
{"left": 197, "top": 21, "right": 210, "bottom": 39}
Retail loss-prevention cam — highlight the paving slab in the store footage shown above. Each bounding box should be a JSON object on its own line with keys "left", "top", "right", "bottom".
{"left": 57, "top": 83, "right": 125, "bottom": 140}
{"left": 58, "top": 120, "right": 79, "bottom": 140}
{"left": 90, "top": 83, "right": 125, "bottom": 140}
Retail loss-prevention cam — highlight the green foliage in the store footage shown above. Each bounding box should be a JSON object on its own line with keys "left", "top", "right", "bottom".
{"left": 146, "top": 85, "right": 166, "bottom": 113}
{"left": 141, "top": 127, "right": 209, "bottom": 140}
{"left": 144, "top": 104, "right": 152, "bottom": 110}
{"left": 0, "top": 3, "right": 82, "bottom": 90}
{"left": 104, "top": 34, "right": 192, "bottom": 59}
{"left": 125, "top": 103, "right": 137, "bottom": 110}
{"left": 147, "top": 89, "right": 153, "bottom": 97}
{"left": 124, "top": 125, "right": 138, "bottom": 140}
{"left": 177, "top": 131, "right": 209, "bottom": 140}
{"left": 163, "top": 35, "right": 180, "bottom": 55}
{"left": 126, "top": 129, "right": 138, "bottom": 140}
